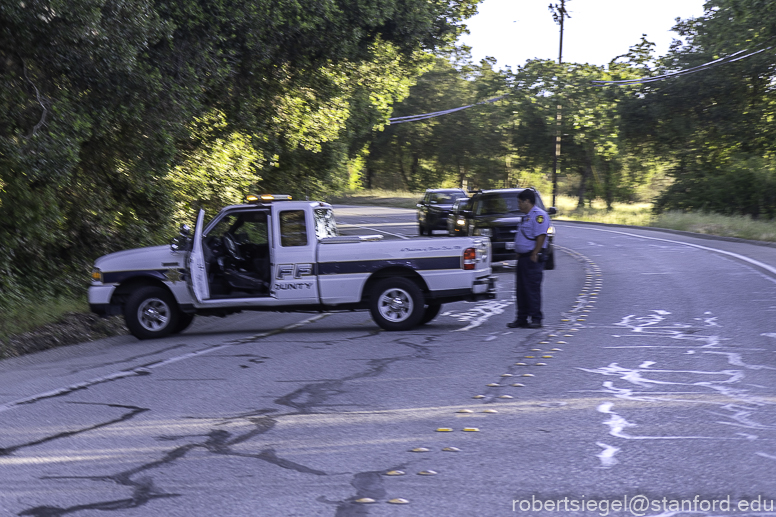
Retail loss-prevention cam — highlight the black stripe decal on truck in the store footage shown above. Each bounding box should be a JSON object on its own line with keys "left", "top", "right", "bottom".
{"left": 318, "top": 256, "right": 460, "bottom": 275}
{"left": 102, "top": 270, "right": 168, "bottom": 284}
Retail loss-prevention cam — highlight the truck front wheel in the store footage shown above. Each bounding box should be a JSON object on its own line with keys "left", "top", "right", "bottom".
{"left": 124, "top": 286, "right": 180, "bottom": 340}
{"left": 370, "top": 278, "right": 424, "bottom": 331}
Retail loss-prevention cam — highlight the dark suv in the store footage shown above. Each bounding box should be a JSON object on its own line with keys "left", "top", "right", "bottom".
{"left": 464, "top": 188, "right": 557, "bottom": 268}
{"left": 416, "top": 189, "right": 468, "bottom": 235}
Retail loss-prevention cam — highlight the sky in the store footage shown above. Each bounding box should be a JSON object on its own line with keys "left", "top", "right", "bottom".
{"left": 458, "top": 0, "right": 708, "bottom": 69}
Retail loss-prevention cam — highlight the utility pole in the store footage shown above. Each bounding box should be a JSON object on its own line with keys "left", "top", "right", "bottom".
{"left": 548, "top": 0, "right": 569, "bottom": 208}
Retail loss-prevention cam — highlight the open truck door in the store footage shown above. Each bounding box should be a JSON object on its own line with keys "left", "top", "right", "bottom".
{"left": 187, "top": 209, "right": 210, "bottom": 303}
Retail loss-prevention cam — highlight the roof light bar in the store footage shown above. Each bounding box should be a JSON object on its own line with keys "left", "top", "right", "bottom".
{"left": 246, "top": 194, "right": 292, "bottom": 203}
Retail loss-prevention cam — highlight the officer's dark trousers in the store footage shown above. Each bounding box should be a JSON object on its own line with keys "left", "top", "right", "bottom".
{"left": 516, "top": 254, "right": 543, "bottom": 323}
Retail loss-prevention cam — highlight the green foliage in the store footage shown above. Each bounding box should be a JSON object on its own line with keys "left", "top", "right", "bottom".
{"left": 364, "top": 56, "right": 510, "bottom": 191}
{"left": 363, "top": 44, "right": 663, "bottom": 205}
{"left": 509, "top": 48, "right": 661, "bottom": 209}
{"left": 167, "top": 111, "right": 263, "bottom": 226}
{"left": 0, "top": 0, "right": 480, "bottom": 309}
{"left": 616, "top": 1, "right": 776, "bottom": 218}
{"left": 654, "top": 155, "right": 776, "bottom": 217}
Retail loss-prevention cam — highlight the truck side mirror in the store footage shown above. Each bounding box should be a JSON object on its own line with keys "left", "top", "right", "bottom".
{"left": 547, "top": 207, "right": 557, "bottom": 215}
{"left": 170, "top": 236, "right": 184, "bottom": 253}
{"left": 171, "top": 224, "right": 192, "bottom": 252}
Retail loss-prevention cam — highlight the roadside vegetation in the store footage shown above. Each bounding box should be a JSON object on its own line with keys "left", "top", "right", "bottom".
{"left": 0, "top": 297, "right": 89, "bottom": 358}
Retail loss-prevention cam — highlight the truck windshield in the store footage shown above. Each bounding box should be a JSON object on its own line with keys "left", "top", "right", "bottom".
{"left": 474, "top": 192, "right": 545, "bottom": 215}
{"left": 475, "top": 194, "right": 519, "bottom": 215}
{"left": 429, "top": 193, "right": 458, "bottom": 204}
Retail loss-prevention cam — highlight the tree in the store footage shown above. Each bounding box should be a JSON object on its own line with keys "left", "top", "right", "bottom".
{"left": 509, "top": 53, "right": 653, "bottom": 209}
{"left": 0, "top": 0, "right": 481, "bottom": 303}
{"left": 617, "top": 2, "right": 776, "bottom": 218}
{"left": 364, "top": 56, "right": 510, "bottom": 191}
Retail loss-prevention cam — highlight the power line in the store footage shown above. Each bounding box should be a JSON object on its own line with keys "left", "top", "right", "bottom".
{"left": 592, "top": 48, "right": 769, "bottom": 86}
{"left": 388, "top": 94, "right": 508, "bottom": 124}
{"left": 388, "top": 46, "right": 772, "bottom": 125}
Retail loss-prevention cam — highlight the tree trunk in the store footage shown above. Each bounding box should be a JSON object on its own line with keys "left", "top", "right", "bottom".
{"left": 577, "top": 152, "right": 593, "bottom": 209}
{"left": 396, "top": 147, "right": 411, "bottom": 188}
{"left": 457, "top": 158, "right": 465, "bottom": 188}
{"left": 411, "top": 152, "right": 420, "bottom": 184}
{"left": 364, "top": 163, "right": 373, "bottom": 189}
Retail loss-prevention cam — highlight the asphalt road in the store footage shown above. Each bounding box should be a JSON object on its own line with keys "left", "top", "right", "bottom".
{"left": 1, "top": 206, "right": 776, "bottom": 517}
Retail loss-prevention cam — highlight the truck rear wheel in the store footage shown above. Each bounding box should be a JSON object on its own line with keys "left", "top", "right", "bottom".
{"left": 124, "top": 286, "right": 180, "bottom": 340}
{"left": 370, "top": 277, "right": 424, "bottom": 331}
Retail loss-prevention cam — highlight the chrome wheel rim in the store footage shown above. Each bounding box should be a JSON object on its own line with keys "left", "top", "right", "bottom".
{"left": 137, "top": 297, "right": 171, "bottom": 332}
{"left": 377, "top": 288, "right": 414, "bottom": 323}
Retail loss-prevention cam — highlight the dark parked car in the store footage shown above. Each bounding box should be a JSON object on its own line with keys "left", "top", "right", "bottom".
{"left": 416, "top": 188, "right": 468, "bottom": 235}
{"left": 447, "top": 197, "right": 472, "bottom": 236}
{"left": 464, "top": 188, "right": 557, "bottom": 268}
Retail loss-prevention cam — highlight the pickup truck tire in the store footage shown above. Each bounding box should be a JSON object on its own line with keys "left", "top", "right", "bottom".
{"left": 124, "top": 286, "right": 180, "bottom": 340}
{"left": 370, "top": 277, "right": 425, "bottom": 331}
{"left": 418, "top": 223, "right": 426, "bottom": 236}
{"left": 419, "top": 303, "right": 442, "bottom": 325}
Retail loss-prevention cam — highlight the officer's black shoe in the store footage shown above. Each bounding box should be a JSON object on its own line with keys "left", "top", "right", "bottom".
{"left": 527, "top": 320, "right": 543, "bottom": 329}
{"left": 507, "top": 320, "right": 530, "bottom": 328}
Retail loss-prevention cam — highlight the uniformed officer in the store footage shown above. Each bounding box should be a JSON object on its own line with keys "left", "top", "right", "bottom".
{"left": 507, "top": 189, "right": 550, "bottom": 329}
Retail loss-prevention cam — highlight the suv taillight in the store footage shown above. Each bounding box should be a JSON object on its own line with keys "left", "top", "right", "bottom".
{"left": 463, "top": 248, "right": 476, "bottom": 270}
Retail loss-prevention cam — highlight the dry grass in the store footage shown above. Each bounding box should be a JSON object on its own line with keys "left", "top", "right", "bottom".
{"left": 652, "top": 211, "right": 776, "bottom": 242}
{"left": 1, "top": 297, "right": 87, "bottom": 340}
{"left": 0, "top": 296, "right": 90, "bottom": 356}
{"left": 326, "top": 189, "right": 421, "bottom": 209}
{"left": 548, "top": 196, "right": 776, "bottom": 242}
{"left": 553, "top": 196, "right": 654, "bottom": 226}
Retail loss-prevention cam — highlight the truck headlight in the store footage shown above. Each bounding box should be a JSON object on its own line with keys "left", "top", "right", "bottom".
{"left": 547, "top": 225, "right": 556, "bottom": 236}
{"left": 456, "top": 218, "right": 465, "bottom": 226}
{"left": 91, "top": 268, "right": 103, "bottom": 283}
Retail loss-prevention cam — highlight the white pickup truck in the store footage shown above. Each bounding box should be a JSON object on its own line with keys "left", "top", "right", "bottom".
{"left": 89, "top": 195, "right": 496, "bottom": 339}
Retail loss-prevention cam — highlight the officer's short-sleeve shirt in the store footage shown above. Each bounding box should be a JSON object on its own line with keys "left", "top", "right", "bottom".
{"left": 514, "top": 206, "right": 550, "bottom": 253}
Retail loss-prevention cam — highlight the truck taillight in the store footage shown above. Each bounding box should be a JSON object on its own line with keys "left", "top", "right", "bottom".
{"left": 463, "top": 248, "right": 476, "bottom": 270}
